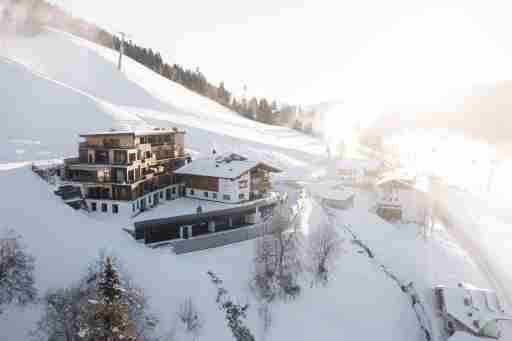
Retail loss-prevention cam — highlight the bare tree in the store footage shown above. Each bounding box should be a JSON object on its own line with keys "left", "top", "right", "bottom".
{"left": 252, "top": 205, "right": 302, "bottom": 301}
{"left": 32, "top": 285, "right": 87, "bottom": 341}
{"left": 177, "top": 297, "right": 203, "bottom": 341}
{"left": 306, "top": 223, "right": 344, "bottom": 286}
{"left": 0, "top": 229, "right": 36, "bottom": 315}
{"left": 258, "top": 303, "right": 272, "bottom": 340}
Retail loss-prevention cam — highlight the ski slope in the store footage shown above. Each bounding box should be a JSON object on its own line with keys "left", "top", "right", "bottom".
{"left": 0, "top": 28, "right": 502, "bottom": 341}
{"left": 1, "top": 28, "right": 325, "bottom": 168}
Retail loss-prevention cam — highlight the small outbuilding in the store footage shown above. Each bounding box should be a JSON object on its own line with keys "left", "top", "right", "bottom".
{"left": 375, "top": 174, "right": 429, "bottom": 224}
{"left": 434, "top": 283, "right": 511, "bottom": 339}
{"left": 309, "top": 181, "right": 355, "bottom": 210}
{"left": 336, "top": 158, "right": 383, "bottom": 187}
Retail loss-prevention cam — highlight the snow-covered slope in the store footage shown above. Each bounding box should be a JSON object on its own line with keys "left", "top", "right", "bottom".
{"left": 2, "top": 28, "right": 325, "bottom": 168}
{"left": 1, "top": 28, "right": 503, "bottom": 341}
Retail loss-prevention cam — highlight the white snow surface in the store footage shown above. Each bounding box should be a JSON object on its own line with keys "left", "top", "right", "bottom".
{"left": 0, "top": 28, "right": 505, "bottom": 341}
{"left": 174, "top": 157, "right": 259, "bottom": 180}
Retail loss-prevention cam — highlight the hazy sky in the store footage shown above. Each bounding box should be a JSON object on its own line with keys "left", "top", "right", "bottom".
{"left": 57, "top": 0, "right": 512, "bottom": 105}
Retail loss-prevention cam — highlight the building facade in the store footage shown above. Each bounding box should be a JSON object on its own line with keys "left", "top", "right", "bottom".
{"left": 375, "top": 175, "right": 429, "bottom": 224}
{"left": 174, "top": 153, "right": 281, "bottom": 204}
{"left": 62, "top": 128, "right": 190, "bottom": 216}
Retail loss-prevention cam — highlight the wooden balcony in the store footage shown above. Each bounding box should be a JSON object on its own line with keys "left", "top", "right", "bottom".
{"left": 79, "top": 142, "right": 134, "bottom": 149}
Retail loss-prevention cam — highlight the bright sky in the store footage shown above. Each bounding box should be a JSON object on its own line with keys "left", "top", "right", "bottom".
{"left": 57, "top": 0, "right": 512, "bottom": 106}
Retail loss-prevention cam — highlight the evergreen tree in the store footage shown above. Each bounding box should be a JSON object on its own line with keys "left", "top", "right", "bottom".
{"left": 79, "top": 256, "right": 135, "bottom": 341}
{"left": 34, "top": 254, "right": 156, "bottom": 341}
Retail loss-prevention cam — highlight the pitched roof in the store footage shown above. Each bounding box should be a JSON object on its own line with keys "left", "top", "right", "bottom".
{"left": 308, "top": 181, "right": 355, "bottom": 201}
{"left": 336, "top": 158, "right": 382, "bottom": 171}
{"left": 174, "top": 153, "right": 281, "bottom": 179}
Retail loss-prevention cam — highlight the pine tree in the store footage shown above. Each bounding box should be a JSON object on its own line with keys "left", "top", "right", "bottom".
{"left": 79, "top": 256, "right": 135, "bottom": 341}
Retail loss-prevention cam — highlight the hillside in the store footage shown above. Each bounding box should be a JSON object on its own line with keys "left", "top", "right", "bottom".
{"left": 1, "top": 28, "right": 325, "bottom": 167}
{"left": 1, "top": 27, "right": 506, "bottom": 341}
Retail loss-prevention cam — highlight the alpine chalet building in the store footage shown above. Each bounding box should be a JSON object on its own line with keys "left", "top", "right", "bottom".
{"left": 62, "top": 128, "right": 189, "bottom": 215}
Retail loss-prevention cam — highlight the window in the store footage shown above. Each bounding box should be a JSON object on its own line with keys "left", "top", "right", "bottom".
{"left": 136, "top": 200, "right": 139, "bottom": 209}
{"left": 204, "top": 192, "right": 208, "bottom": 198}
{"left": 172, "top": 187, "right": 176, "bottom": 194}
{"left": 91, "top": 202, "right": 97, "bottom": 211}
{"left": 223, "top": 194, "right": 231, "bottom": 201}
{"left": 129, "top": 153, "right": 136, "bottom": 163}
{"left": 160, "top": 191, "right": 164, "bottom": 199}
{"left": 112, "top": 204, "right": 119, "bottom": 214}
{"left": 145, "top": 151, "right": 151, "bottom": 158}
{"left": 166, "top": 188, "right": 172, "bottom": 200}
{"left": 101, "top": 203, "right": 107, "bottom": 212}
{"left": 239, "top": 193, "right": 245, "bottom": 200}
{"left": 190, "top": 189, "right": 195, "bottom": 195}
{"left": 148, "top": 196, "right": 152, "bottom": 203}
{"left": 212, "top": 193, "right": 217, "bottom": 199}
{"left": 132, "top": 203, "right": 136, "bottom": 212}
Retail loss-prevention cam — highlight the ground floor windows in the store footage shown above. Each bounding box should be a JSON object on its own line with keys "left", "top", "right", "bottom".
{"left": 172, "top": 187, "right": 176, "bottom": 194}
{"left": 160, "top": 191, "right": 163, "bottom": 199}
{"left": 190, "top": 189, "right": 195, "bottom": 195}
{"left": 223, "top": 194, "right": 231, "bottom": 201}
{"left": 112, "top": 204, "right": 119, "bottom": 214}
{"left": 166, "top": 188, "right": 171, "bottom": 200}
{"left": 101, "top": 203, "right": 108, "bottom": 212}
{"left": 239, "top": 193, "right": 245, "bottom": 200}
{"left": 91, "top": 202, "right": 97, "bottom": 211}
{"left": 212, "top": 192, "right": 217, "bottom": 199}
{"left": 132, "top": 203, "right": 136, "bottom": 212}
{"left": 203, "top": 191, "right": 208, "bottom": 198}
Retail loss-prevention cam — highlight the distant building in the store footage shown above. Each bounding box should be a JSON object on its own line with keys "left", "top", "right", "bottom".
{"left": 309, "top": 181, "right": 355, "bottom": 210}
{"left": 336, "top": 158, "right": 383, "bottom": 186}
{"left": 62, "top": 128, "right": 189, "bottom": 216}
{"left": 434, "top": 283, "right": 510, "bottom": 339}
{"left": 375, "top": 174, "right": 429, "bottom": 224}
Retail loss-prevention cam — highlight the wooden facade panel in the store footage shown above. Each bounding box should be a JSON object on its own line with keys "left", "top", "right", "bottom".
{"left": 189, "top": 175, "right": 219, "bottom": 191}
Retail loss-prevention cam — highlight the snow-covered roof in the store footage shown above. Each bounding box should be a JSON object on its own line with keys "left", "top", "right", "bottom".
{"left": 174, "top": 153, "right": 281, "bottom": 179}
{"left": 133, "top": 197, "right": 235, "bottom": 223}
{"left": 376, "top": 173, "right": 430, "bottom": 193}
{"left": 133, "top": 193, "right": 281, "bottom": 223}
{"left": 80, "top": 128, "right": 185, "bottom": 137}
{"left": 438, "top": 284, "right": 509, "bottom": 337}
{"left": 308, "top": 181, "right": 355, "bottom": 202}
{"left": 336, "top": 158, "right": 382, "bottom": 171}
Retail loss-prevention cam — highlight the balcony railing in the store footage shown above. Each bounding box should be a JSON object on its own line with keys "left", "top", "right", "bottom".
{"left": 79, "top": 142, "right": 134, "bottom": 149}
